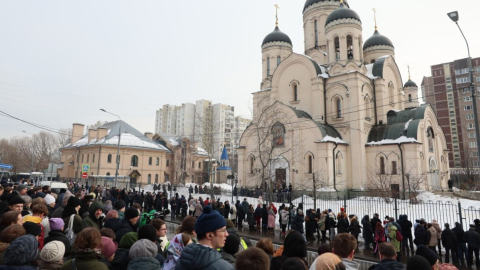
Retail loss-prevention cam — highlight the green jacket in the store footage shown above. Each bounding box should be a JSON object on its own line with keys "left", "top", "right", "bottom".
{"left": 388, "top": 225, "right": 400, "bottom": 252}
{"left": 60, "top": 252, "right": 109, "bottom": 270}
{"left": 80, "top": 201, "right": 104, "bottom": 230}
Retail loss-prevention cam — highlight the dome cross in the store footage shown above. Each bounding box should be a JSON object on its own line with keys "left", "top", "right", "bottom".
{"left": 274, "top": 4, "right": 280, "bottom": 27}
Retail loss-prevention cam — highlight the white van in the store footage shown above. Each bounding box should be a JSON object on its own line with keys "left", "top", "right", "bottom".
{"left": 41, "top": 181, "right": 69, "bottom": 194}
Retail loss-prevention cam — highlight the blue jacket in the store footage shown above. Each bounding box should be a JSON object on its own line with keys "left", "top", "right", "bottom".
{"left": 175, "top": 243, "right": 234, "bottom": 270}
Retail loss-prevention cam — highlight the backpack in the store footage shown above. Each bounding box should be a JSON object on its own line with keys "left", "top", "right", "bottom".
{"left": 65, "top": 214, "right": 76, "bottom": 246}
{"left": 396, "top": 230, "right": 403, "bottom": 241}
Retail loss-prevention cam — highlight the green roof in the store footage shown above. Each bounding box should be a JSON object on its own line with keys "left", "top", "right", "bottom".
{"left": 288, "top": 106, "right": 342, "bottom": 139}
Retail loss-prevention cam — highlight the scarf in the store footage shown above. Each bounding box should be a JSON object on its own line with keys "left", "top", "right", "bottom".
{"left": 162, "top": 234, "right": 187, "bottom": 270}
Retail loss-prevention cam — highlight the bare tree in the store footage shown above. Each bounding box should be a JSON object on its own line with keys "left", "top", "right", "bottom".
{"left": 365, "top": 163, "right": 399, "bottom": 203}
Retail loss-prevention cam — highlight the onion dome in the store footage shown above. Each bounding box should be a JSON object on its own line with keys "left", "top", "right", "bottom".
{"left": 404, "top": 79, "right": 418, "bottom": 88}
{"left": 363, "top": 30, "right": 394, "bottom": 50}
{"left": 325, "top": 2, "right": 361, "bottom": 26}
{"left": 303, "top": 0, "right": 349, "bottom": 12}
{"left": 262, "top": 27, "right": 292, "bottom": 46}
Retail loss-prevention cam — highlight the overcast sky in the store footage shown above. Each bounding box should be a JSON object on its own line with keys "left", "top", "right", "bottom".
{"left": 1, "top": 0, "right": 479, "bottom": 140}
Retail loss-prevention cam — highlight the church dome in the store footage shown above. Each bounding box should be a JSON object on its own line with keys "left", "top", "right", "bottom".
{"left": 363, "top": 30, "right": 394, "bottom": 50}
{"left": 325, "top": 2, "right": 361, "bottom": 26}
{"left": 262, "top": 26, "right": 292, "bottom": 46}
{"left": 404, "top": 79, "right": 417, "bottom": 88}
{"left": 303, "top": 0, "right": 349, "bottom": 12}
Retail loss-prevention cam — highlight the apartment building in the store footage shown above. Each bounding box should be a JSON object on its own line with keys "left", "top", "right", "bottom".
{"left": 422, "top": 57, "right": 480, "bottom": 170}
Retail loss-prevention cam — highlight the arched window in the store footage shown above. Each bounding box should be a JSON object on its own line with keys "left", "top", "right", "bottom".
{"left": 198, "top": 162, "right": 201, "bottom": 169}
{"left": 364, "top": 96, "right": 371, "bottom": 119}
{"left": 314, "top": 20, "right": 318, "bottom": 48}
{"left": 147, "top": 174, "right": 151, "bottom": 184}
{"left": 371, "top": 59, "right": 376, "bottom": 64}
{"left": 427, "top": 127, "right": 435, "bottom": 153}
{"left": 149, "top": 157, "right": 152, "bottom": 165}
{"left": 87, "top": 154, "right": 89, "bottom": 163}
{"left": 250, "top": 156, "right": 254, "bottom": 174}
{"left": 380, "top": 157, "right": 385, "bottom": 174}
{"left": 107, "top": 154, "right": 112, "bottom": 163}
{"left": 131, "top": 155, "right": 139, "bottom": 167}
{"left": 337, "top": 99, "right": 342, "bottom": 118}
{"left": 293, "top": 83, "right": 298, "bottom": 101}
{"left": 308, "top": 155, "right": 313, "bottom": 173}
{"left": 277, "top": 55, "right": 281, "bottom": 66}
{"left": 156, "top": 157, "right": 159, "bottom": 166}
{"left": 347, "top": 35, "right": 353, "bottom": 60}
{"left": 267, "top": 57, "right": 271, "bottom": 76}
{"left": 391, "top": 161, "right": 397, "bottom": 174}
{"left": 334, "top": 37, "right": 340, "bottom": 61}
{"left": 272, "top": 122, "right": 286, "bottom": 148}
{"left": 155, "top": 174, "right": 159, "bottom": 183}
{"left": 389, "top": 82, "right": 395, "bottom": 104}
{"left": 106, "top": 172, "right": 110, "bottom": 176}
{"left": 336, "top": 152, "right": 343, "bottom": 175}
{"left": 408, "top": 94, "right": 412, "bottom": 102}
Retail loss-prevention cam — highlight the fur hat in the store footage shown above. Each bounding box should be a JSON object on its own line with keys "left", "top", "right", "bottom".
{"left": 39, "top": 241, "right": 65, "bottom": 262}
{"left": 128, "top": 239, "right": 158, "bottom": 259}
{"left": 194, "top": 206, "right": 226, "bottom": 236}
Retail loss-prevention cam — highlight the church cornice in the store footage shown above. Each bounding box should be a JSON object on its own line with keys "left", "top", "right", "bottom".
{"left": 303, "top": 1, "right": 341, "bottom": 16}
{"left": 325, "top": 18, "right": 362, "bottom": 31}
{"left": 363, "top": 45, "right": 395, "bottom": 53}
{"left": 262, "top": 41, "right": 293, "bottom": 50}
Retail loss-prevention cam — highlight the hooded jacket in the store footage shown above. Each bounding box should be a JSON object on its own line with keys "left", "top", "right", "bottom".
{"left": 348, "top": 216, "right": 361, "bottom": 236}
{"left": 104, "top": 218, "right": 133, "bottom": 242}
{"left": 337, "top": 216, "right": 349, "bottom": 233}
{"left": 398, "top": 215, "right": 413, "bottom": 237}
{"left": 368, "top": 259, "right": 404, "bottom": 270}
{"left": 452, "top": 223, "right": 466, "bottom": 244}
{"left": 464, "top": 228, "right": 480, "bottom": 248}
{"left": 414, "top": 224, "right": 426, "bottom": 246}
{"left": 291, "top": 210, "right": 304, "bottom": 234}
{"left": 175, "top": 243, "right": 234, "bottom": 270}
{"left": 80, "top": 201, "right": 104, "bottom": 230}
{"left": 127, "top": 257, "right": 161, "bottom": 270}
{"left": 388, "top": 225, "right": 400, "bottom": 252}
{"left": 441, "top": 227, "right": 457, "bottom": 249}
{"left": 60, "top": 252, "right": 108, "bottom": 270}
{"left": 270, "top": 231, "right": 307, "bottom": 270}
{"left": 362, "top": 215, "right": 374, "bottom": 244}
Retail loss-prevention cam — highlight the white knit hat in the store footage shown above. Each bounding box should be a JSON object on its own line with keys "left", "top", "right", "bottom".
{"left": 40, "top": 241, "right": 65, "bottom": 262}
{"left": 45, "top": 194, "right": 56, "bottom": 205}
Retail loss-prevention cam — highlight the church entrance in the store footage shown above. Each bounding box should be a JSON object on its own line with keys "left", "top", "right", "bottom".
{"left": 275, "top": 169, "right": 286, "bottom": 189}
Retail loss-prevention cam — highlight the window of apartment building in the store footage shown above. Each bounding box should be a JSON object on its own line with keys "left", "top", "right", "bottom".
{"left": 448, "top": 93, "right": 453, "bottom": 98}
{"left": 470, "top": 142, "right": 477, "bottom": 148}
{"left": 107, "top": 154, "right": 112, "bottom": 163}
{"left": 477, "top": 77, "right": 480, "bottom": 82}
{"left": 466, "top": 114, "right": 475, "bottom": 120}
{"left": 81, "top": 155, "right": 84, "bottom": 163}
{"left": 476, "top": 67, "right": 480, "bottom": 72}
{"left": 156, "top": 157, "right": 159, "bottom": 166}
{"left": 463, "top": 87, "right": 470, "bottom": 94}
{"left": 455, "top": 68, "right": 469, "bottom": 75}
{"left": 467, "top": 123, "right": 476, "bottom": 130}
{"left": 464, "top": 96, "right": 472, "bottom": 102}
{"left": 470, "top": 152, "right": 479, "bottom": 157}
{"left": 454, "top": 145, "right": 459, "bottom": 149}
{"left": 450, "top": 119, "right": 456, "bottom": 123}
{"left": 469, "top": 133, "right": 477, "bottom": 138}
{"left": 449, "top": 102, "right": 454, "bottom": 108}
{"left": 465, "top": 105, "right": 473, "bottom": 111}
{"left": 457, "top": 77, "right": 471, "bottom": 84}
{"left": 472, "top": 161, "right": 479, "bottom": 167}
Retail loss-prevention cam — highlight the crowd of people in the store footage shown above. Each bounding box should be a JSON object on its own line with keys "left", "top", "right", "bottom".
{"left": 0, "top": 180, "right": 477, "bottom": 270}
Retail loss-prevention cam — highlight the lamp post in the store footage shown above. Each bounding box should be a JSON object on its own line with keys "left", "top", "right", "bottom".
{"left": 22, "top": 131, "right": 35, "bottom": 184}
{"left": 100, "top": 109, "right": 121, "bottom": 189}
{"left": 448, "top": 11, "right": 480, "bottom": 185}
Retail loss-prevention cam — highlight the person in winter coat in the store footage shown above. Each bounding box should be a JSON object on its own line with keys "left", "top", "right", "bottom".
{"left": 292, "top": 209, "right": 305, "bottom": 237}
{"left": 45, "top": 218, "right": 71, "bottom": 255}
{"left": 348, "top": 215, "right": 361, "bottom": 243}
{"left": 280, "top": 207, "right": 289, "bottom": 236}
{"left": 306, "top": 209, "right": 317, "bottom": 241}
{"left": 254, "top": 204, "right": 262, "bottom": 229}
{"left": 337, "top": 212, "right": 349, "bottom": 234}
{"left": 441, "top": 223, "right": 457, "bottom": 264}
{"left": 194, "top": 201, "right": 203, "bottom": 218}
{"left": 61, "top": 197, "right": 82, "bottom": 235}
{"left": 432, "top": 219, "right": 443, "bottom": 258}
{"left": 362, "top": 215, "right": 374, "bottom": 250}
{"left": 270, "top": 231, "right": 307, "bottom": 270}
{"left": 464, "top": 224, "right": 480, "bottom": 267}
{"left": 237, "top": 204, "right": 245, "bottom": 229}
{"left": 80, "top": 201, "right": 104, "bottom": 230}
{"left": 224, "top": 201, "right": 230, "bottom": 220}
{"left": 37, "top": 240, "right": 66, "bottom": 270}
{"left": 0, "top": 235, "right": 38, "bottom": 270}
{"left": 370, "top": 214, "right": 381, "bottom": 233}
{"left": 368, "top": 242, "right": 404, "bottom": 270}
{"left": 414, "top": 220, "right": 427, "bottom": 247}
{"left": 60, "top": 228, "right": 108, "bottom": 270}
{"left": 387, "top": 223, "right": 401, "bottom": 262}
{"left": 399, "top": 214, "right": 414, "bottom": 254}
{"left": 127, "top": 239, "right": 161, "bottom": 270}
{"left": 373, "top": 222, "right": 386, "bottom": 256}
{"left": 261, "top": 204, "right": 268, "bottom": 230}
{"left": 247, "top": 205, "right": 255, "bottom": 230}
{"left": 327, "top": 211, "right": 337, "bottom": 241}
{"left": 230, "top": 205, "right": 237, "bottom": 226}
{"left": 316, "top": 211, "right": 326, "bottom": 241}
{"left": 267, "top": 207, "right": 276, "bottom": 233}
{"left": 453, "top": 222, "right": 467, "bottom": 266}
{"left": 163, "top": 233, "right": 192, "bottom": 270}
{"left": 426, "top": 223, "right": 439, "bottom": 255}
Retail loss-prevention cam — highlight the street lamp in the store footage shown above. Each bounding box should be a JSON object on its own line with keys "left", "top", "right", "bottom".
{"left": 448, "top": 11, "right": 480, "bottom": 186}
{"left": 100, "top": 109, "right": 122, "bottom": 189}
{"left": 22, "top": 130, "right": 35, "bottom": 184}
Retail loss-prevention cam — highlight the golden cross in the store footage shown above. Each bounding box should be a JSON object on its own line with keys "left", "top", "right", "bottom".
{"left": 408, "top": 66, "right": 411, "bottom": 80}
{"left": 373, "top": 8, "right": 377, "bottom": 30}
{"left": 274, "top": 4, "right": 280, "bottom": 27}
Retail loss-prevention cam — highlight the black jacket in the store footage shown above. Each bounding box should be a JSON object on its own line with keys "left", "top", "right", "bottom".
{"left": 464, "top": 228, "right": 480, "bottom": 248}
{"left": 368, "top": 259, "right": 405, "bottom": 270}
{"left": 399, "top": 218, "right": 413, "bottom": 237}
{"left": 348, "top": 218, "right": 361, "bottom": 236}
{"left": 442, "top": 228, "right": 457, "bottom": 249}
{"left": 371, "top": 216, "right": 381, "bottom": 230}
{"left": 291, "top": 213, "right": 304, "bottom": 234}
{"left": 414, "top": 225, "right": 426, "bottom": 246}
{"left": 362, "top": 215, "right": 374, "bottom": 244}
{"left": 104, "top": 218, "right": 133, "bottom": 242}
{"left": 270, "top": 231, "right": 307, "bottom": 270}
{"left": 453, "top": 223, "right": 466, "bottom": 243}
{"left": 337, "top": 217, "right": 349, "bottom": 233}
{"left": 44, "top": 230, "right": 72, "bottom": 253}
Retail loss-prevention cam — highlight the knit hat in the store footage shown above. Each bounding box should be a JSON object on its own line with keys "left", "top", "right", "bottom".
{"left": 129, "top": 239, "right": 158, "bottom": 259}
{"left": 3, "top": 235, "right": 38, "bottom": 266}
{"left": 281, "top": 257, "right": 308, "bottom": 270}
{"left": 125, "top": 207, "right": 139, "bottom": 220}
{"left": 223, "top": 230, "right": 240, "bottom": 255}
{"left": 407, "top": 255, "right": 432, "bottom": 270}
{"left": 23, "top": 222, "right": 42, "bottom": 237}
{"left": 67, "top": 196, "right": 81, "bottom": 207}
{"left": 119, "top": 232, "right": 138, "bottom": 249}
{"left": 416, "top": 245, "right": 438, "bottom": 266}
{"left": 226, "top": 219, "right": 235, "bottom": 229}
{"left": 49, "top": 218, "right": 65, "bottom": 231}
{"left": 104, "top": 201, "right": 113, "bottom": 212}
{"left": 314, "top": 252, "right": 343, "bottom": 270}
{"left": 16, "top": 184, "right": 27, "bottom": 192}
{"left": 138, "top": 224, "right": 156, "bottom": 242}
{"left": 114, "top": 200, "right": 126, "bottom": 210}
{"left": 101, "top": 236, "right": 118, "bottom": 260}
{"left": 195, "top": 206, "right": 227, "bottom": 236}
{"left": 45, "top": 194, "right": 55, "bottom": 205}
{"left": 8, "top": 196, "right": 25, "bottom": 206}
{"left": 39, "top": 241, "right": 65, "bottom": 262}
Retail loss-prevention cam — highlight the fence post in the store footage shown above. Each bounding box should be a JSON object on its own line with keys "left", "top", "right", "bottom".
{"left": 301, "top": 194, "right": 304, "bottom": 206}
{"left": 394, "top": 197, "right": 398, "bottom": 221}
{"left": 343, "top": 195, "right": 347, "bottom": 213}
{"left": 458, "top": 202, "right": 463, "bottom": 228}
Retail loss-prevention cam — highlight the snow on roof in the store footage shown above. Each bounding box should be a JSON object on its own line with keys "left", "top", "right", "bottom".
{"left": 70, "top": 132, "right": 170, "bottom": 151}
{"left": 365, "top": 64, "right": 378, "bottom": 79}
{"left": 404, "top": 118, "right": 413, "bottom": 131}
{"left": 366, "top": 136, "right": 418, "bottom": 146}
{"left": 316, "top": 135, "right": 348, "bottom": 144}
{"left": 196, "top": 147, "right": 209, "bottom": 156}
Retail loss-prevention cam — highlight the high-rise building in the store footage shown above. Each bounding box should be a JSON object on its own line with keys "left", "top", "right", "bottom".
{"left": 422, "top": 57, "right": 480, "bottom": 170}
{"left": 155, "top": 103, "right": 195, "bottom": 139}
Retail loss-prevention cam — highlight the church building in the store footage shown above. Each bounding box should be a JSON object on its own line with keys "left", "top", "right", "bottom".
{"left": 237, "top": 0, "right": 449, "bottom": 192}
